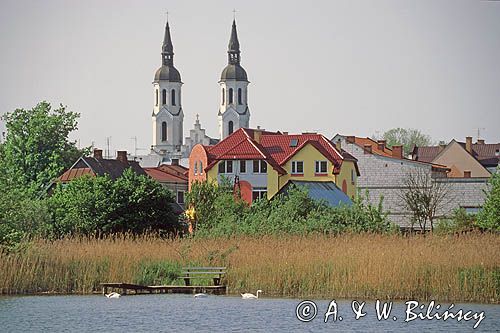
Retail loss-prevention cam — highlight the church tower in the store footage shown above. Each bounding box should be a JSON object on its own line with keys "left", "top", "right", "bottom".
{"left": 152, "top": 21, "right": 184, "bottom": 154}
{"left": 218, "top": 19, "right": 250, "bottom": 139}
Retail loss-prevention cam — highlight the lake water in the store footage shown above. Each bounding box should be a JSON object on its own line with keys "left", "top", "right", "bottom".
{"left": 0, "top": 294, "right": 498, "bottom": 332}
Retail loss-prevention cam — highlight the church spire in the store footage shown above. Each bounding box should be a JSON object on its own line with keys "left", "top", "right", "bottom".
{"left": 227, "top": 19, "right": 241, "bottom": 65}
{"left": 162, "top": 21, "right": 174, "bottom": 66}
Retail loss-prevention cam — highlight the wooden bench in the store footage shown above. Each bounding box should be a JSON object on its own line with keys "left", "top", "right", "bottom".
{"left": 179, "top": 266, "right": 226, "bottom": 286}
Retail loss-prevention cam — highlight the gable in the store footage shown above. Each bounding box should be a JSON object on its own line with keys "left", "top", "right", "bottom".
{"left": 433, "top": 141, "right": 490, "bottom": 177}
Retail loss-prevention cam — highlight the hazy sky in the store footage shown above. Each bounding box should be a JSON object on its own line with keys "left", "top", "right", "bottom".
{"left": 1, "top": 0, "right": 499, "bottom": 154}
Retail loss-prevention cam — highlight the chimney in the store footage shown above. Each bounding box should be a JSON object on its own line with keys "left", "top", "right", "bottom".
{"left": 465, "top": 136, "right": 472, "bottom": 153}
{"left": 116, "top": 151, "right": 128, "bottom": 163}
{"left": 377, "top": 140, "right": 386, "bottom": 151}
{"left": 346, "top": 136, "right": 355, "bottom": 144}
{"left": 477, "top": 139, "right": 485, "bottom": 145}
{"left": 335, "top": 139, "right": 341, "bottom": 151}
{"left": 392, "top": 145, "right": 403, "bottom": 159}
{"left": 254, "top": 130, "right": 262, "bottom": 144}
{"left": 464, "top": 170, "right": 471, "bottom": 178}
{"left": 171, "top": 158, "right": 179, "bottom": 166}
{"left": 93, "top": 148, "right": 103, "bottom": 159}
{"left": 363, "top": 144, "right": 372, "bottom": 154}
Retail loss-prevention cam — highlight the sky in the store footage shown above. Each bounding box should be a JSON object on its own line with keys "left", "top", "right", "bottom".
{"left": 0, "top": 0, "right": 499, "bottom": 155}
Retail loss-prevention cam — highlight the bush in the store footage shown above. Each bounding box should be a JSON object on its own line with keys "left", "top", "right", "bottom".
{"left": 435, "top": 208, "right": 476, "bottom": 234}
{"left": 47, "top": 169, "right": 180, "bottom": 237}
{"left": 188, "top": 182, "right": 396, "bottom": 237}
{"left": 477, "top": 171, "right": 500, "bottom": 231}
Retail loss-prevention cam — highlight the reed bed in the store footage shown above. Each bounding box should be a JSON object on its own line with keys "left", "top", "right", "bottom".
{"left": 0, "top": 233, "right": 498, "bottom": 303}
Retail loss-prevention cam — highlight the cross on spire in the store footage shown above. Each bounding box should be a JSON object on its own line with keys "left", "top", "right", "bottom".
{"left": 233, "top": 9, "right": 236, "bottom": 20}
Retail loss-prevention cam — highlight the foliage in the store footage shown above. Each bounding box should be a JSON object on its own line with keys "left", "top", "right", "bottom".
{"left": 134, "top": 260, "right": 182, "bottom": 286}
{"left": 477, "top": 171, "right": 500, "bottom": 231}
{"left": 435, "top": 208, "right": 476, "bottom": 234}
{"left": 47, "top": 169, "right": 180, "bottom": 237}
{"left": 0, "top": 187, "right": 51, "bottom": 252}
{"left": 187, "top": 182, "right": 395, "bottom": 237}
{"left": 0, "top": 101, "right": 88, "bottom": 194}
{"left": 375, "top": 127, "right": 433, "bottom": 156}
{"left": 399, "top": 169, "right": 451, "bottom": 231}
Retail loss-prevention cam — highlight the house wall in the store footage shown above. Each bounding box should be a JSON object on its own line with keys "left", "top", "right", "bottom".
{"left": 333, "top": 135, "right": 490, "bottom": 229}
{"left": 188, "top": 144, "right": 208, "bottom": 189}
{"left": 433, "top": 141, "right": 491, "bottom": 178}
{"left": 335, "top": 160, "right": 357, "bottom": 199}
{"left": 334, "top": 135, "right": 437, "bottom": 228}
{"left": 276, "top": 143, "right": 357, "bottom": 196}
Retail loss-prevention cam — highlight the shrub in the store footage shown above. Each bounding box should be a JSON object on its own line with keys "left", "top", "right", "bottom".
{"left": 477, "top": 171, "right": 500, "bottom": 231}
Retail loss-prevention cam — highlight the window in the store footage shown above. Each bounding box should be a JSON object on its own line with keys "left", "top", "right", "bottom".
{"left": 315, "top": 161, "right": 327, "bottom": 174}
{"left": 218, "top": 160, "right": 233, "bottom": 174}
{"left": 162, "top": 89, "right": 167, "bottom": 105}
{"left": 252, "top": 160, "right": 267, "bottom": 173}
{"left": 194, "top": 161, "right": 198, "bottom": 175}
{"left": 291, "top": 161, "right": 304, "bottom": 174}
{"left": 155, "top": 89, "right": 159, "bottom": 106}
{"left": 290, "top": 139, "right": 298, "bottom": 147}
{"left": 218, "top": 161, "right": 225, "bottom": 174}
{"left": 229, "top": 88, "right": 233, "bottom": 104}
{"left": 177, "top": 191, "right": 185, "bottom": 204}
{"left": 171, "top": 89, "right": 176, "bottom": 105}
{"left": 238, "top": 88, "right": 242, "bottom": 104}
{"left": 240, "top": 160, "right": 246, "bottom": 173}
{"left": 228, "top": 121, "right": 234, "bottom": 135}
{"left": 161, "top": 122, "right": 167, "bottom": 142}
{"left": 252, "top": 187, "right": 267, "bottom": 201}
{"left": 199, "top": 161, "right": 203, "bottom": 175}
{"left": 222, "top": 88, "right": 225, "bottom": 105}
{"left": 351, "top": 169, "right": 355, "bottom": 184}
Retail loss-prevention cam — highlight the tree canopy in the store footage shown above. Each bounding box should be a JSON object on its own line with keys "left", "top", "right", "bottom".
{"left": 0, "top": 101, "right": 86, "bottom": 193}
{"left": 477, "top": 171, "right": 500, "bottom": 231}
{"left": 376, "top": 128, "right": 433, "bottom": 156}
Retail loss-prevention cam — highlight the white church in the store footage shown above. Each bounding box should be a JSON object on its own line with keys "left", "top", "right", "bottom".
{"left": 139, "top": 19, "right": 250, "bottom": 167}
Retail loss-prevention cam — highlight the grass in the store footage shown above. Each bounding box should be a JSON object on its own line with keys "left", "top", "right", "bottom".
{"left": 0, "top": 233, "right": 498, "bottom": 303}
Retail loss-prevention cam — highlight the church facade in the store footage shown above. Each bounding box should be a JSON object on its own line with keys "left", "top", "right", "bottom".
{"left": 147, "top": 19, "right": 250, "bottom": 165}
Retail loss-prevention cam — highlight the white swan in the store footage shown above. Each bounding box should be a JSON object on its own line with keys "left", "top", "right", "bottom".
{"left": 105, "top": 292, "right": 121, "bottom": 298}
{"left": 241, "top": 290, "right": 262, "bottom": 299}
{"left": 194, "top": 293, "right": 208, "bottom": 298}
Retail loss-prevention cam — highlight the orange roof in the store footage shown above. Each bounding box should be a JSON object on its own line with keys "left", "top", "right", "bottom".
{"left": 144, "top": 167, "right": 188, "bottom": 183}
{"left": 353, "top": 137, "right": 393, "bottom": 157}
{"left": 59, "top": 167, "right": 95, "bottom": 182}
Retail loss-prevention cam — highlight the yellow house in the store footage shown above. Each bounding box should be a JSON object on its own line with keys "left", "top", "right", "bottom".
{"left": 189, "top": 128, "right": 359, "bottom": 205}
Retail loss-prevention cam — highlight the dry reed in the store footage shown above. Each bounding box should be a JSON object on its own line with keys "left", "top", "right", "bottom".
{"left": 0, "top": 233, "right": 498, "bottom": 303}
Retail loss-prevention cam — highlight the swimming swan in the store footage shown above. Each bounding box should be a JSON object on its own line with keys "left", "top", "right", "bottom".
{"left": 194, "top": 293, "right": 208, "bottom": 298}
{"left": 105, "top": 292, "right": 121, "bottom": 298}
{"left": 241, "top": 290, "right": 262, "bottom": 299}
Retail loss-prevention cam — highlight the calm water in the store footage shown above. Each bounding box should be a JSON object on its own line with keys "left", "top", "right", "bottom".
{"left": 0, "top": 294, "right": 498, "bottom": 332}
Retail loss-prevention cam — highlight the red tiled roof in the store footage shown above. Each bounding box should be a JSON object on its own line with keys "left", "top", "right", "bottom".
{"left": 203, "top": 128, "right": 346, "bottom": 175}
{"left": 412, "top": 146, "right": 441, "bottom": 163}
{"left": 144, "top": 167, "right": 188, "bottom": 183}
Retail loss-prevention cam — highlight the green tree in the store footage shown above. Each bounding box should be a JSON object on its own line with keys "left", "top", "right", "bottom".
{"left": 376, "top": 128, "right": 433, "bottom": 156}
{"left": 48, "top": 169, "right": 180, "bottom": 237}
{"left": 0, "top": 101, "right": 86, "bottom": 193}
{"left": 477, "top": 171, "right": 500, "bottom": 231}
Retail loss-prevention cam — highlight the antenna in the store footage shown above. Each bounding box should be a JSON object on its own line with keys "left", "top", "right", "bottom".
{"left": 106, "top": 136, "right": 111, "bottom": 159}
{"left": 131, "top": 136, "right": 138, "bottom": 157}
{"left": 233, "top": 8, "right": 237, "bottom": 20}
{"left": 475, "top": 128, "right": 486, "bottom": 141}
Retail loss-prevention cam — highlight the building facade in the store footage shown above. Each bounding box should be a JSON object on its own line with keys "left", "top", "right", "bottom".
{"left": 190, "top": 129, "right": 359, "bottom": 205}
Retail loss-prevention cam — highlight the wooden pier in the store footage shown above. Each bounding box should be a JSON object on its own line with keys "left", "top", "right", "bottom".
{"left": 100, "top": 282, "right": 227, "bottom": 295}
{"left": 101, "top": 267, "right": 227, "bottom": 296}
